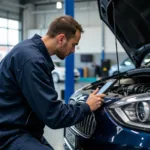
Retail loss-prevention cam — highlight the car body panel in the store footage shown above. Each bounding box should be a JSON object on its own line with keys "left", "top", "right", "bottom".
{"left": 64, "top": 0, "right": 150, "bottom": 149}
{"left": 52, "top": 61, "right": 80, "bottom": 83}
{"left": 64, "top": 77, "right": 150, "bottom": 149}
{"left": 109, "top": 55, "right": 150, "bottom": 76}
{"left": 109, "top": 58, "right": 135, "bottom": 76}
{"left": 65, "top": 106, "right": 150, "bottom": 150}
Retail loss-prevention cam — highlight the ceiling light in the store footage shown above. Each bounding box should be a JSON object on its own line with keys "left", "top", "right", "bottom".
{"left": 56, "top": 1, "right": 62, "bottom": 9}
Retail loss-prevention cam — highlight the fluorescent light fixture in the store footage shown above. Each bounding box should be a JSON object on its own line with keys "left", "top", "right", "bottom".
{"left": 56, "top": 1, "right": 62, "bottom": 9}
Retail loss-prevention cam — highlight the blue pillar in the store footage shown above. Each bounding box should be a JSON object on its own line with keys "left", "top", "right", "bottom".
{"left": 64, "top": 0, "right": 74, "bottom": 104}
{"left": 101, "top": 22, "right": 105, "bottom": 62}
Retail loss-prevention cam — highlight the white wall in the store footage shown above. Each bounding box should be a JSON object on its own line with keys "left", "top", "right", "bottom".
{"left": 26, "top": 1, "right": 125, "bottom": 54}
{"left": 27, "top": 27, "right": 102, "bottom": 54}
{"left": 76, "top": 27, "right": 102, "bottom": 53}
{"left": 28, "top": 25, "right": 125, "bottom": 54}
{"left": 105, "top": 26, "right": 124, "bottom": 52}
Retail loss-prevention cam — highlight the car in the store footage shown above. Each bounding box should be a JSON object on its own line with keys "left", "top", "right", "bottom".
{"left": 109, "top": 56, "right": 150, "bottom": 76}
{"left": 64, "top": 0, "right": 150, "bottom": 150}
{"left": 109, "top": 57, "right": 135, "bottom": 76}
{"left": 52, "top": 60, "right": 80, "bottom": 83}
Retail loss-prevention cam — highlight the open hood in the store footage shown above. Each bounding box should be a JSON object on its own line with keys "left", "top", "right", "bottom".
{"left": 98, "top": 0, "right": 150, "bottom": 68}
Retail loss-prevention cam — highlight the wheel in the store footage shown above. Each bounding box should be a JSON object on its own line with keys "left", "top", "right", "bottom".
{"left": 52, "top": 73, "right": 59, "bottom": 83}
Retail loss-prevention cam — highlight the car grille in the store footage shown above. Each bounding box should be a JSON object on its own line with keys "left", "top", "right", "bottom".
{"left": 71, "top": 112, "right": 96, "bottom": 138}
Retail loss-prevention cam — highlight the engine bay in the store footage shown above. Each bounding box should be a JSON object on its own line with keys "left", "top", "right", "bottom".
{"left": 82, "top": 70, "right": 150, "bottom": 99}
{"left": 104, "top": 77, "right": 150, "bottom": 98}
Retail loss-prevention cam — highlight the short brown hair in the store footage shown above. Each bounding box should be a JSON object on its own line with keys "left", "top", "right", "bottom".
{"left": 46, "top": 15, "right": 84, "bottom": 40}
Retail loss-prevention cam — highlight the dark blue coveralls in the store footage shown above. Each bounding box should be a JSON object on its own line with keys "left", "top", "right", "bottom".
{"left": 0, "top": 34, "right": 91, "bottom": 150}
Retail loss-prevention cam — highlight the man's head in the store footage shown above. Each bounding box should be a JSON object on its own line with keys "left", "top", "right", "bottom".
{"left": 44, "top": 15, "right": 83, "bottom": 59}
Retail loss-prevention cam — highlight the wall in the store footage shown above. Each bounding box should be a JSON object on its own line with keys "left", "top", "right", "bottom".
{"left": 27, "top": 26, "right": 127, "bottom": 65}
{"left": 25, "top": 1, "right": 128, "bottom": 76}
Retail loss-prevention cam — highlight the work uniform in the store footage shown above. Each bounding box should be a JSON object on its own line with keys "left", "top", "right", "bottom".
{"left": 0, "top": 34, "right": 91, "bottom": 150}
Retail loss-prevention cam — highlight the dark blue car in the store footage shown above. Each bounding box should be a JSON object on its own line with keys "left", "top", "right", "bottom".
{"left": 64, "top": 0, "right": 150, "bottom": 149}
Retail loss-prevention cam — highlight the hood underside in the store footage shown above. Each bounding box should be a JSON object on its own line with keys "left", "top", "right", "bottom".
{"left": 98, "top": 0, "right": 150, "bottom": 67}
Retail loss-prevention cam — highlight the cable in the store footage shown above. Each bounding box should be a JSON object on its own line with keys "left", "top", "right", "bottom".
{"left": 112, "top": 2, "right": 120, "bottom": 85}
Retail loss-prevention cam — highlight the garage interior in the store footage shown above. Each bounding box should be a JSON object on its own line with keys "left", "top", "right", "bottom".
{"left": 0, "top": 0, "right": 129, "bottom": 150}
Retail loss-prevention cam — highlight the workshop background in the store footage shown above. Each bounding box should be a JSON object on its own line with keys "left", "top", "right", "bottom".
{"left": 0, "top": 0, "right": 129, "bottom": 150}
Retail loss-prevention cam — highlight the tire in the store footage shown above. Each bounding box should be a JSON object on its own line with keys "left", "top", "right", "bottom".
{"left": 52, "top": 73, "right": 60, "bottom": 83}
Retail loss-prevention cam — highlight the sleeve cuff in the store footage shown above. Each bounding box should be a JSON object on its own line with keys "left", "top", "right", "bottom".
{"left": 81, "top": 103, "right": 91, "bottom": 115}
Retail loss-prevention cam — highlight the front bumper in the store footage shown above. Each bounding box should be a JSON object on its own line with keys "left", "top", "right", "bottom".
{"left": 64, "top": 108, "right": 150, "bottom": 150}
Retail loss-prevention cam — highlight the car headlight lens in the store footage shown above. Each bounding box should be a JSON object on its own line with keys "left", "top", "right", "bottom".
{"left": 108, "top": 93, "right": 150, "bottom": 131}
{"left": 136, "top": 102, "right": 150, "bottom": 122}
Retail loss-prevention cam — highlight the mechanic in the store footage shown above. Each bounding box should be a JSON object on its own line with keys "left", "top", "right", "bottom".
{"left": 0, "top": 15, "right": 105, "bottom": 150}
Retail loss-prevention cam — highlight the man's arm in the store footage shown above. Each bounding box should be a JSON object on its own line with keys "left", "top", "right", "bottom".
{"left": 18, "top": 57, "right": 91, "bottom": 129}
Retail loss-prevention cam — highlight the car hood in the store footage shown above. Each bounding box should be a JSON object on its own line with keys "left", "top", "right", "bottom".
{"left": 54, "top": 67, "right": 65, "bottom": 72}
{"left": 98, "top": 0, "right": 150, "bottom": 68}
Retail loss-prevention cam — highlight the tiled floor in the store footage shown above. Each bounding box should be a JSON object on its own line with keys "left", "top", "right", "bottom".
{"left": 43, "top": 82, "right": 90, "bottom": 150}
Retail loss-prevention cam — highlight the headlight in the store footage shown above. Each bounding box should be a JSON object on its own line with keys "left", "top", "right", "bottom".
{"left": 108, "top": 93, "right": 150, "bottom": 131}
{"left": 136, "top": 102, "right": 150, "bottom": 122}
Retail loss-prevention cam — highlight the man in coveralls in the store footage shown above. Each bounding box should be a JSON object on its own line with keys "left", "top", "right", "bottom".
{"left": 0, "top": 15, "right": 105, "bottom": 150}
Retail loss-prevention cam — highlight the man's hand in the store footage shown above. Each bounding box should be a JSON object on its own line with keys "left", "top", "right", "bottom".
{"left": 86, "top": 88, "right": 105, "bottom": 111}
